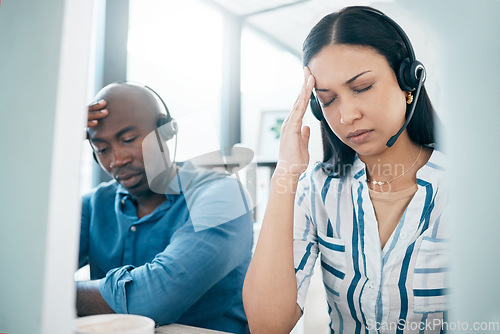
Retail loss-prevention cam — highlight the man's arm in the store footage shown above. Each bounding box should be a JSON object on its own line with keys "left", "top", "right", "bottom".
{"left": 76, "top": 280, "right": 115, "bottom": 316}
{"left": 76, "top": 101, "right": 110, "bottom": 317}
{"left": 77, "top": 192, "right": 113, "bottom": 317}
{"left": 99, "top": 213, "right": 253, "bottom": 324}
{"left": 98, "top": 176, "right": 253, "bottom": 324}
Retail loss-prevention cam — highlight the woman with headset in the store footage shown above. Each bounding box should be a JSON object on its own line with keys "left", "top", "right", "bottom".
{"left": 243, "top": 6, "right": 447, "bottom": 334}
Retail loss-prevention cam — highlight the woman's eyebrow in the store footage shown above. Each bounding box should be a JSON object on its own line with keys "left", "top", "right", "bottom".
{"left": 315, "top": 70, "right": 372, "bottom": 92}
{"left": 346, "top": 70, "right": 372, "bottom": 84}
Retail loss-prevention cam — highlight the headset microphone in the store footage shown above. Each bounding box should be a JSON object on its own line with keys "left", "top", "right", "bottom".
{"left": 386, "top": 67, "right": 425, "bottom": 147}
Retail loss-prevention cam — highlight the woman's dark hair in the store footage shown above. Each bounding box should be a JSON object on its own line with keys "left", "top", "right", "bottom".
{"left": 303, "top": 6, "right": 437, "bottom": 177}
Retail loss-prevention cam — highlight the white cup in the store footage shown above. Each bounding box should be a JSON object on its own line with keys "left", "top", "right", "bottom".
{"left": 74, "top": 314, "right": 155, "bottom": 334}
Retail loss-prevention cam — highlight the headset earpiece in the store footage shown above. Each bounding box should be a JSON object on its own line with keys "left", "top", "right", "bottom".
{"left": 310, "top": 92, "right": 324, "bottom": 121}
{"left": 157, "top": 116, "right": 178, "bottom": 141}
{"left": 397, "top": 58, "right": 426, "bottom": 92}
{"left": 92, "top": 150, "right": 99, "bottom": 164}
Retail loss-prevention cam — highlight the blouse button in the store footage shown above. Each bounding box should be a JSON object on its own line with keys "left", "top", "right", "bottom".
{"left": 130, "top": 226, "right": 137, "bottom": 232}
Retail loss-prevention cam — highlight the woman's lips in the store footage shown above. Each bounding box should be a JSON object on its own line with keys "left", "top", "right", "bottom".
{"left": 346, "top": 129, "right": 373, "bottom": 145}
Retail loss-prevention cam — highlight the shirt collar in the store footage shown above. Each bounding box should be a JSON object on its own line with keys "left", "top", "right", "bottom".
{"left": 352, "top": 155, "right": 367, "bottom": 182}
{"left": 117, "top": 183, "right": 129, "bottom": 196}
{"left": 350, "top": 147, "right": 445, "bottom": 185}
{"left": 165, "top": 161, "right": 200, "bottom": 195}
{"left": 416, "top": 148, "right": 446, "bottom": 185}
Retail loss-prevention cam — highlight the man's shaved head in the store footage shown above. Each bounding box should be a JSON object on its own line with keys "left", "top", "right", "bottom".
{"left": 93, "top": 83, "right": 163, "bottom": 128}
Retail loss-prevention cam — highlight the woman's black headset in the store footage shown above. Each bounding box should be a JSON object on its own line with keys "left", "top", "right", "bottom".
{"left": 309, "top": 8, "right": 426, "bottom": 147}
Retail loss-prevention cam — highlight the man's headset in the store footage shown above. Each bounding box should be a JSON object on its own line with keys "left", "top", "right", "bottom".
{"left": 90, "top": 82, "right": 178, "bottom": 164}
{"left": 309, "top": 8, "right": 426, "bottom": 148}
{"left": 145, "top": 84, "right": 178, "bottom": 142}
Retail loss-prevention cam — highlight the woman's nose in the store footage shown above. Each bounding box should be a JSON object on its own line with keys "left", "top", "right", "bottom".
{"left": 339, "top": 97, "right": 362, "bottom": 125}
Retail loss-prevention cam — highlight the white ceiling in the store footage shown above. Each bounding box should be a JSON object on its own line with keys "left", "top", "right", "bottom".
{"left": 201, "top": 0, "right": 395, "bottom": 57}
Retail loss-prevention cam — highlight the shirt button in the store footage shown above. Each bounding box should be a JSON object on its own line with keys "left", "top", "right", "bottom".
{"left": 400, "top": 232, "right": 408, "bottom": 239}
{"left": 130, "top": 226, "right": 137, "bottom": 232}
{"left": 121, "top": 197, "right": 127, "bottom": 205}
{"left": 368, "top": 280, "right": 376, "bottom": 289}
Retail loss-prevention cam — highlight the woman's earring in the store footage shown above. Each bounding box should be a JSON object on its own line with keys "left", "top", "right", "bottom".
{"left": 406, "top": 92, "right": 414, "bottom": 105}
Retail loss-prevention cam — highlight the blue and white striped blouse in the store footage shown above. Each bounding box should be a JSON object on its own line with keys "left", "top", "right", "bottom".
{"left": 294, "top": 149, "right": 448, "bottom": 334}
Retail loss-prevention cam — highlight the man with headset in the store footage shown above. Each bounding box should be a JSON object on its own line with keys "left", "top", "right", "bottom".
{"left": 77, "top": 82, "right": 253, "bottom": 333}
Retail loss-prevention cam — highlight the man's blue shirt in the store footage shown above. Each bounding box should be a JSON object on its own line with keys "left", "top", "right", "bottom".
{"left": 79, "top": 163, "right": 253, "bottom": 333}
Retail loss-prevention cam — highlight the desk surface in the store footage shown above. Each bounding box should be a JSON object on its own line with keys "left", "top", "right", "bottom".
{"left": 156, "top": 323, "right": 231, "bottom": 334}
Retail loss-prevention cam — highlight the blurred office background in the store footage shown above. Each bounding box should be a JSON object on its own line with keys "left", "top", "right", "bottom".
{"left": 1, "top": 0, "right": 499, "bottom": 333}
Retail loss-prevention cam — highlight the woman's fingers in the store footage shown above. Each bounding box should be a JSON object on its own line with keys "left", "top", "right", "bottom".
{"left": 301, "top": 125, "right": 311, "bottom": 146}
{"left": 277, "top": 69, "right": 315, "bottom": 176}
{"left": 287, "top": 70, "right": 315, "bottom": 128}
{"left": 297, "top": 75, "right": 315, "bottom": 119}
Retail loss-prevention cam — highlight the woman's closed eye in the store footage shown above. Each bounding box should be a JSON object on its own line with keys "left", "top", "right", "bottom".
{"left": 322, "top": 96, "right": 337, "bottom": 108}
{"left": 321, "top": 84, "right": 374, "bottom": 107}
{"left": 353, "top": 83, "right": 373, "bottom": 94}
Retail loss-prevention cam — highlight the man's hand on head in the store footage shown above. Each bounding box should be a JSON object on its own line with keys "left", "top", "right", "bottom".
{"left": 88, "top": 99, "right": 109, "bottom": 128}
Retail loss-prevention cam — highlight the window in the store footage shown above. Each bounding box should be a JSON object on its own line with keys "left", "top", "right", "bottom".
{"left": 128, "top": 0, "right": 223, "bottom": 161}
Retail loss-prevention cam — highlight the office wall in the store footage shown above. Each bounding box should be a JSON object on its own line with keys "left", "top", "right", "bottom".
{"left": 0, "top": 0, "right": 94, "bottom": 333}
{"left": 432, "top": 2, "right": 500, "bottom": 329}
{"left": 393, "top": 0, "right": 500, "bottom": 330}
{"left": 0, "top": 1, "right": 63, "bottom": 332}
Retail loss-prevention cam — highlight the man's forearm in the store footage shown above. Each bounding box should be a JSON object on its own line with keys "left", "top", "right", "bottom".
{"left": 76, "top": 280, "right": 115, "bottom": 316}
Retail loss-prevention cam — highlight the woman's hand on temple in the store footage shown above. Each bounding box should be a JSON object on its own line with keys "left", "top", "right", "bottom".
{"left": 277, "top": 67, "right": 315, "bottom": 177}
